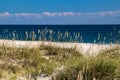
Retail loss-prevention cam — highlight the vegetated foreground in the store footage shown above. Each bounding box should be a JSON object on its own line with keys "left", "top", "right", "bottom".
{"left": 0, "top": 44, "right": 120, "bottom": 80}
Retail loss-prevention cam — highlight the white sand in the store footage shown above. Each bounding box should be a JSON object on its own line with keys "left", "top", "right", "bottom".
{"left": 0, "top": 40, "right": 119, "bottom": 56}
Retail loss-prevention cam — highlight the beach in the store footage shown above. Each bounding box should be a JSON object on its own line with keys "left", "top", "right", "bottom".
{"left": 0, "top": 40, "right": 119, "bottom": 56}
{"left": 0, "top": 40, "right": 120, "bottom": 80}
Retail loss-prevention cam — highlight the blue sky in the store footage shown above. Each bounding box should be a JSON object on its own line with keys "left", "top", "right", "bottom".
{"left": 0, "top": 0, "right": 120, "bottom": 24}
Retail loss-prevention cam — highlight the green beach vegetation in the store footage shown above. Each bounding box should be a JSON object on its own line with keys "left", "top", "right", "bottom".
{"left": 0, "top": 44, "right": 120, "bottom": 80}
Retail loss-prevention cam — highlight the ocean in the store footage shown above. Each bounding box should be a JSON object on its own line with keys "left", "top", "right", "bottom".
{"left": 0, "top": 25, "right": 120, "bottom": 44}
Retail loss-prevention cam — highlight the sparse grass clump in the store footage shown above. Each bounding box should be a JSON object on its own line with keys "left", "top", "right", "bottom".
{"left": 0, "top": 45, "right": 58, "bottom": 79}
{"left": 98, "top": 46, "right": 120, "bottom": 59}
{"left": 55, "top": 46, "right": 120, "bottom": 80}
{"left": 39, "top": 44, "right": 82, "bottom": 61}
{"left": 56, "top": 56, "right": 119, "bottom": 80}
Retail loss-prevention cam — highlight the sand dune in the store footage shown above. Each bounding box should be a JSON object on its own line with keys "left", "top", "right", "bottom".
{"left": 0, "top": 40, "right": 119, "bottom": 56}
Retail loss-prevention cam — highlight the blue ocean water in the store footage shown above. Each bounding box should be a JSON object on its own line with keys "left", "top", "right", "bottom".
{"left": 0, "top": 25, "right": 120, "bottom": 44}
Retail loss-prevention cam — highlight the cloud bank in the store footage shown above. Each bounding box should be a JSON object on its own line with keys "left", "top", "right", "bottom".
{"left": 0, "top": 11, "right": 120, "bottom": 24}
{"left": 0, "top": 11, "right": 120, "bottom": 17}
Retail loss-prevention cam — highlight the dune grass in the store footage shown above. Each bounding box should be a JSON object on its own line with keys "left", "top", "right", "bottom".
{"left": 0, "top": 44, "right": 120, "bottom": 80}
{"left": 55, "top": 46, "right": 120, "bottom": 80}
{"left": 0, "top": 45, "right": 58, "bottom": 79}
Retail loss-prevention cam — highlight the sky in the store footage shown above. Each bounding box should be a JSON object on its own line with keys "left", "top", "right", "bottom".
{"left": 0, "top": 0, "right": 120, "bottom": 24}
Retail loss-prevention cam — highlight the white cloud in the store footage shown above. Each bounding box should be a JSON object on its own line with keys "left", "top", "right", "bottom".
{"left": 14, "top": 13, "right": 41, "bottom": 18}
{"left": 97, "top": 11, "right": 120, "bottom": 17}
{"left": 0, "top": 10, "right": 120, "bottom": 18}
{"left": 0, "top": 12, "right": 11, "bottom": 17}
{"left": 42, "top": 12, "right": 56, "bottom": 16}
{"left": 42, "top": 12, "right": 77, "bottom": 17}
